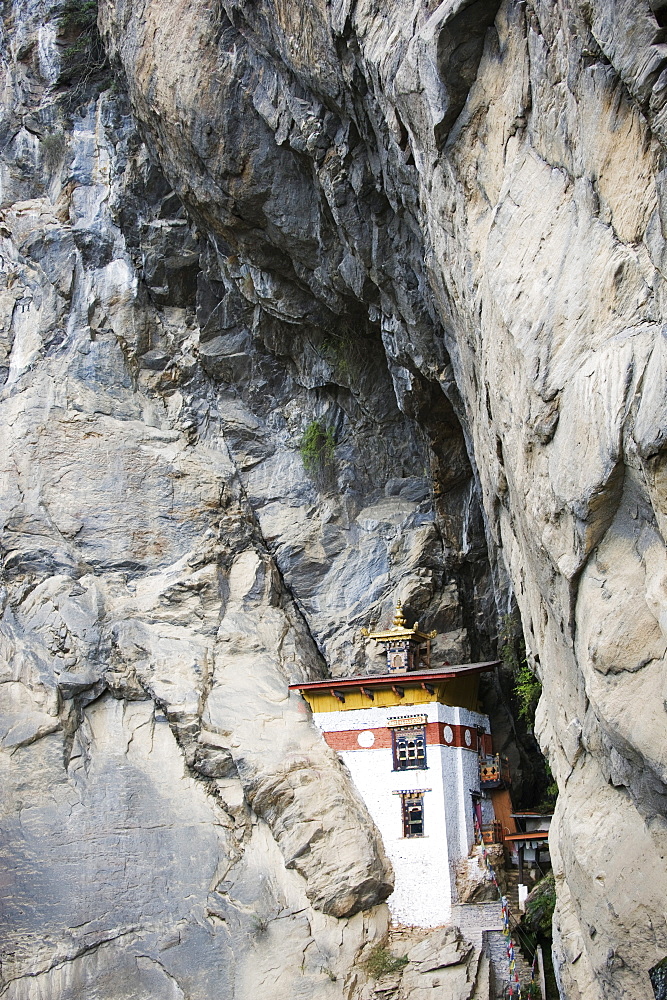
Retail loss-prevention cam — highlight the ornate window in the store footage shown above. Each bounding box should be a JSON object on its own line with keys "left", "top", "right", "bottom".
{"left": 392, "top": 725, "right": 427, "bottom": 770}
{"left": 401, "top": 793, "right": 424, "bottom": 837}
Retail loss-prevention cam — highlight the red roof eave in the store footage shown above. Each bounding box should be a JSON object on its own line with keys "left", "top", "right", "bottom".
{"left": 288, "top": 660, "right": 500, "bottom": 693}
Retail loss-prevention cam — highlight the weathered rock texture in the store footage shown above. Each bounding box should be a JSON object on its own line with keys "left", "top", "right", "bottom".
{"left": 1, "top": 0, "right": 667, "bottom": 997}
{"left": 358, "top": 926, "right": 487, "bottom": 1000}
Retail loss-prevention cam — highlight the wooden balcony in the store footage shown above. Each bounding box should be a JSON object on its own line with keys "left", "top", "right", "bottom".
{"left": 479, "top": 754, "right": 511, "bottom": 788}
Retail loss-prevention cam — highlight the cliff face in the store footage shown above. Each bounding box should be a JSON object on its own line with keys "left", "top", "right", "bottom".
{"left": 1, "top": 0, "right": 666, "bottom": 998}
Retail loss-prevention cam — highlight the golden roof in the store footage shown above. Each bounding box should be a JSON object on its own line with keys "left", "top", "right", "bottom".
{"left": 361, "top": 600, "right": 437, "bottom": 643}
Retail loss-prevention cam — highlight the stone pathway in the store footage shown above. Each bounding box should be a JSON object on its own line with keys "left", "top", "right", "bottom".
{"left": 452, "top": 902, "right": 534, "bottom": 999}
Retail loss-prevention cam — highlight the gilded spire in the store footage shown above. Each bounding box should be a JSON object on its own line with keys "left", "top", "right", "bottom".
{"left": 361, "top": 599, "right": 437, "bottom": 642}
{"left": 392, "top": 600, "right": 406, "bottom": 629}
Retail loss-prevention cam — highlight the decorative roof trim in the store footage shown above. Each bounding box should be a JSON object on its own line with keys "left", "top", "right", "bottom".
{"left": 288, "top": 661, "right": 499, "bottom": 692}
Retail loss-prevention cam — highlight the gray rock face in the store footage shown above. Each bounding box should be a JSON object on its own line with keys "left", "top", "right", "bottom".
{"left": 97, "top": 0, "right": 667, "bottom": 996}
{"left": 0, "top": 3, "right": 403, "bottom": 996}
{"left": 362, "top": 926, "right": 484, "bottom": 1000}
{"left": 2, "top": 0, "right": 667, "bottom": 997}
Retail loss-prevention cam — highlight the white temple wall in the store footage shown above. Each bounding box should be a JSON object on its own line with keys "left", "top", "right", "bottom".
{"left": 455, "top": 706, "right": 489, "bottom": 852}
{"left": 312, "top": 701, "right": 489, "bottom": 733}
{"left": 312, "top": 702, "right": 491, "bottom": 926}
{"left": 338, "top": 742, "right": 453, "bottom": 926}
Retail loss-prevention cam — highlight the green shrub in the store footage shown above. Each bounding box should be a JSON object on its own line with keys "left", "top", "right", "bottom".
{"left": 524, "top": 873, "right": 556, "bottom": 938}
{"left": 514, "top": 661, "right": 542, "bottom": 724}
{"left": 299, "top": 420, "right": 335, "bottom": 477}
{"left": 499, "top": 612, "right": 541, "bottom": 724}
{"left": 523, "top": 982, "right": 542, "bottom": 1000}
{"left": 364, "top": 945, "right": 408, "bottom": 979}
{"left": 499, "top": 612, "right": 557, "bottom": 810}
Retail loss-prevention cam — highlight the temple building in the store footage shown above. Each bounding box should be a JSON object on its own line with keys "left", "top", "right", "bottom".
{"left": 290, "top": 602, "right": 508, "bottom": 927}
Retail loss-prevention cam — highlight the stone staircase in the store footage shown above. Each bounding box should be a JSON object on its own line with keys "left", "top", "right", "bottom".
{"left": 451, "top": 901, "right": 535, "bottom": 999}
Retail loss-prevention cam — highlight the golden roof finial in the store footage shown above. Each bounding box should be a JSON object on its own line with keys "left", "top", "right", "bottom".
{"left": 362, "top": 598, "right": 437, "bottom": 642}
{"left": 393, "top": 600, "right": 406, "bottom": 629}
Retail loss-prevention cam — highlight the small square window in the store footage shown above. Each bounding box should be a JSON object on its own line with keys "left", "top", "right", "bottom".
{"left": 393, "top": 726, "right": 427, "bottom": 770}
{"left": 402, "top": 794, "right": 424, "bottom": 837}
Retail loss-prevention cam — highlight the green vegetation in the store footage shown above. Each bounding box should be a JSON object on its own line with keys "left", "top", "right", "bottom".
{"left": 518, "top": 875, "right": 558, "bottom": 998}
{"left": 499, "top": 612, "right": 541, "bottom": 724}
{"left": 59, "top": 0, "right": 98, "bottom": 31}
{"left": 523, "top": 982, "right": 542, "bottom": 1000}
{"left": 499, "top": 611, "right": 557, "bottom": 812}
{"left": 524, "top": 873, "right": 556, "bottom": 938}
{"left": 364, "top": 945, "right": 409, "bottom": 979}
{"left": 299, "top": 419, "right": 335, "bottom": 478}
{"left": 514, "top": 661, "right": 542, "bottom": 724}
{"left": 57, "top": 0, "right": 110, "bottom": 99}
{"left": 318, "top": 324, "right": 365, "bottom": 383}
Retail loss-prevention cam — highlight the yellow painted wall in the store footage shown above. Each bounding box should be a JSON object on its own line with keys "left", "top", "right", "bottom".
{"left": 302, "top": 675, "right": 480, "bottom": 714}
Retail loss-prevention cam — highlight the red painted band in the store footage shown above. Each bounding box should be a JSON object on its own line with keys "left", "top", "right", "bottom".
{"left": 322, "top": 724, "right": 492, "bottom": 753}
